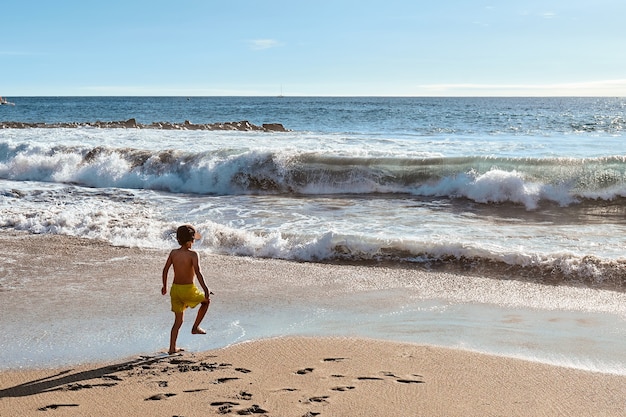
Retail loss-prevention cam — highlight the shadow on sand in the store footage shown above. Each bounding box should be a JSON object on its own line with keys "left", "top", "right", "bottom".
{"left": 0, "top": 354, "right": 173, "bottom": 398}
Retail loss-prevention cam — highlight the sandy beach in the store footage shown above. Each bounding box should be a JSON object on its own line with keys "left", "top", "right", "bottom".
{"left": 1, "top": 337, "right": 624, "bottom": 416}
{"left": 1, "top": 232, "right": 625, "bottom": 416}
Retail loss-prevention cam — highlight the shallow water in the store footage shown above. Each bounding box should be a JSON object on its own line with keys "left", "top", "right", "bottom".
{"left": 1, "top": 235, "right": 624, "bottom": 374}
{"left": 4, "top": 286, "right": 624, "bottom": 374}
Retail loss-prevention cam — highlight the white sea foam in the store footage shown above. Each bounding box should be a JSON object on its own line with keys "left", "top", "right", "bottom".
{"left": 2, "top": 174, "right": 626, "bottom": 289}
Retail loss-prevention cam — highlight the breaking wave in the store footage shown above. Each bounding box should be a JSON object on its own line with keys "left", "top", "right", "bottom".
{"left": 3, "top": 142, "right": 626, "bottom": 209}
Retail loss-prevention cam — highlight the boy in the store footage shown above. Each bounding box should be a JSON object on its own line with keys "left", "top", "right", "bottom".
{"left": 162, "top": 224, "right": 211, "bottom": 355}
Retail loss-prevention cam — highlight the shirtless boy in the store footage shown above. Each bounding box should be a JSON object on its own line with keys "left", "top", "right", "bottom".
{"left": 162, "top": 224, "right": 211, "bottom": 354}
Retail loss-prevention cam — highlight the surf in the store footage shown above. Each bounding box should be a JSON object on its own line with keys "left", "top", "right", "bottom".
{"left": 3, "top": 140, "right": 626, "bottom": 209}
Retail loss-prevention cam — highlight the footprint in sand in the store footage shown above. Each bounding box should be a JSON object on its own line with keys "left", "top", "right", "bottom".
{"left": 183, "top": 388, "right": 209, "bottom": 393}
{"left": 145, "top": 393, "right": 177, "bottom": 401}
{"left": 210, "top": 401, "right": 240, "bottom": 414}
{"left": 214, "top": 377, "right": 240, "bottom": 384}
{"left": 275, "top": 387, "right": 298, "bottom": 392}
{"left": 170, "top": 358, "right": 194, "bottom": 365}
{"left": 331, "top": 385, "right": 356, "bottom": 392}
{"left": 236, "top": 404, "right": 268, "bottom": 414}
{"left": 387, "top": 371, "right": 425, "bottom": 384}
{"left": 63, "top": 382, "right": 118, "bottom": 391}
{"left": 358, "top": 372, "right": 425, "bottom": 384}
{"left": 236, "top": 390, "right": 253, "bottom": 400}
{"left": 177, "top": 362, "right": 229, "bottom": 372}
{"left": 38, "top": 404, "right": 79, "bottom": 411}
{"left": 307, "top": 395, "right": 330, "bottom": 403}
{"left": 396, "top": 378, "right": 425, "bottom": 384}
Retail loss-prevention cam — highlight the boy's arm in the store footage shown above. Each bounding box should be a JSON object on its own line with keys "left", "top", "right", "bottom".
{"left": 192, "top": 251, "right": 210, "bottom": 297}
{"left": 161, "top": 252, "right": 173, "bottom": 295}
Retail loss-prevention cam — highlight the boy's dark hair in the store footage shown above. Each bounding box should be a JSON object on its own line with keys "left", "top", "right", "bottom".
{"left": 176, "top": 224, "right": 201, "bottom": 245}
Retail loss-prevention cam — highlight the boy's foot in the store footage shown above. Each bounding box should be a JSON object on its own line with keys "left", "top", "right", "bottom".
{"left": 191, "top": 327, "right": 206, "bottom": 335}
{"left": 169, "top": 348, "right": 185, "bottom": 355}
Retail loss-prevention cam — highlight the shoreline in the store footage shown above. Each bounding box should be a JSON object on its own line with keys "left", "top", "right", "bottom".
{"left": 1, "top": 231, "right": 625, "bottom": 374}
{"left": 1, "top": 336, "right": 624, "bottom": 417}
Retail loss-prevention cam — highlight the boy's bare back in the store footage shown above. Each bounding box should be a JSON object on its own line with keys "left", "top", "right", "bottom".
{"left": 165, "top": 247, "right": 201, "bottom": 285}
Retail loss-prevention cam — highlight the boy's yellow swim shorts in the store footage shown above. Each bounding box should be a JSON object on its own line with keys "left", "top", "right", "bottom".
{"left": 170, "top": 284, "right": 207, "bottom": 313}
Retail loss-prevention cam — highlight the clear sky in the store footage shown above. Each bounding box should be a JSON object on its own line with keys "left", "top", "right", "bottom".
{"left": 2, "top": 0, "right": 625, "bottom": 96}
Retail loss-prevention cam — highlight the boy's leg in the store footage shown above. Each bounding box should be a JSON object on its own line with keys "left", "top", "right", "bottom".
{"left": 191, "top": 299, "right": 210, "bottom": 334}
{"left": 169, "top": 312, "right": 184, "bottom": 354}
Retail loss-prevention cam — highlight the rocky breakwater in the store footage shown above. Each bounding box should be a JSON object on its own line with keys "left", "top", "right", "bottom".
{"left": 0, "top": 119, "right": 289, "bottom": 132}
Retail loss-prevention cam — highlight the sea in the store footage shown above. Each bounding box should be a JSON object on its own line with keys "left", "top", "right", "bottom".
{"left": 1, "top": 96, "right": 626, "bottom": 372}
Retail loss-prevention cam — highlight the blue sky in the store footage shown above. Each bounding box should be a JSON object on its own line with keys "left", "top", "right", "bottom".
{"left": 2, "top": 0, "right": 625, "bottom": 96}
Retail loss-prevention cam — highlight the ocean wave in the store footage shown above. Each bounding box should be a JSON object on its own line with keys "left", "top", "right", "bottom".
{"left": 2, "top": 201, "right": 623, "bottom": 292}
{"left": 2, "top": 142, "right": 626, "bottom": 209}
{"left": 196, "top": 224, "right": 626, "bottom": 291}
